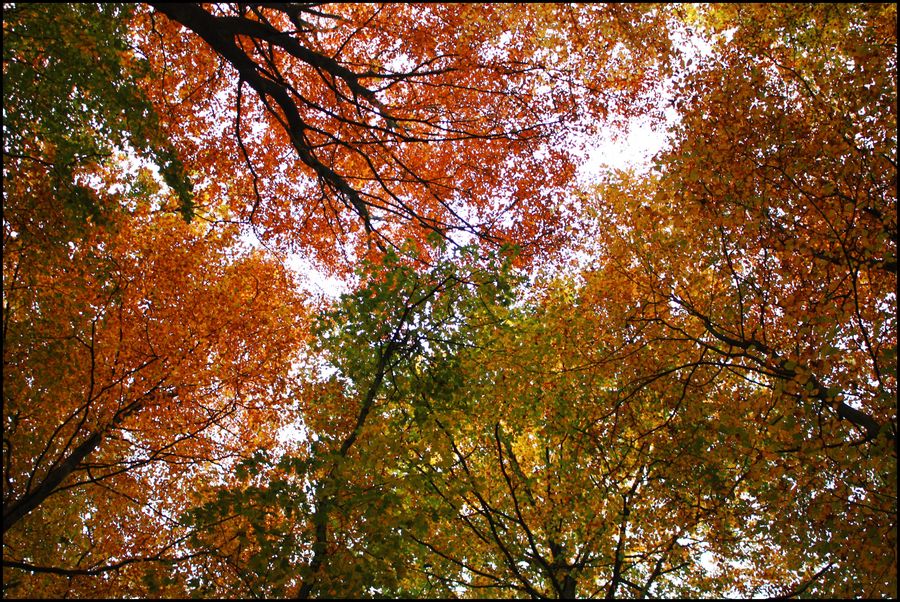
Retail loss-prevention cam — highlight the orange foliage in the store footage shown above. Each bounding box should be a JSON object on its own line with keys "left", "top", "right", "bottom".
{"left": 134, "top": 3, "right": 674, "bottom": 271}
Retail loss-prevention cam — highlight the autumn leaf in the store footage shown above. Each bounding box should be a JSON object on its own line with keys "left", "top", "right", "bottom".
{"left": 3, "top": 3, "right": 895, "bottom": 599}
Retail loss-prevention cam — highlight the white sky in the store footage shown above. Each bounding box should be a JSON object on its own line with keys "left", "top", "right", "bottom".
{"left": 581, "top": 114, "right": 672, "bottom": 176}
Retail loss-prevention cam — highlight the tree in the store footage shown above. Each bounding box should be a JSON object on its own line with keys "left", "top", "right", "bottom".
{"left": 171, "top": 243, "right": 515, "bottom": 597}
{"left": 3, "top": 5, "right": 306, "bottom": 597}
{"left": 578, "top": 3, "right": 896, "bottom": 595}
{"left": 3, "top": 3, "right": 896, "bottom": 599}
{"left": 134, "top": 3, "right": 676, "bottom": 269}
{"left": 2, "top": 3, "right": 195, "bottom": 226}
{"left": 3, "top": 199, "right": 305, "bottom": 597}
{"left": 177, "top": 238, "right": 891, "bottom": 597}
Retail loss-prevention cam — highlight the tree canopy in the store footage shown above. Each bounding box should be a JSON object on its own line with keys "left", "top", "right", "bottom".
{"left": 3, "top": 3, "right": 896, "bottom": 599}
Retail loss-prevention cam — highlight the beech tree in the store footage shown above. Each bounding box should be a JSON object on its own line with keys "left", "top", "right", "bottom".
{"left": 3, "top": 3, "right": 896, "bottom": 599}
{"left": 4, "top": 5, "right": 305, "bottom": 597}
{"left": 132, "top": 2, "right": 675, "bottom": 267}
{"left": 578, "top": 4, "right": 896, "bottom": 595}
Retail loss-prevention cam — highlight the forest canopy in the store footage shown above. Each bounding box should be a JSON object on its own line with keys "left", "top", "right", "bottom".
{"left": 2, "top": 3, "right": 896, "bottom": 599}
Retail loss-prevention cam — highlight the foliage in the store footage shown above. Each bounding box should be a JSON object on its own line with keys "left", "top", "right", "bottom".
{"left": 3, "top": 4, "right": 305, "bottom": 597}
{"left": 3, "top": 3, "right": 896, "bottom": 599}
{"left": 3, "top": 3, "right": 194, "bottom": 225}
{"left": 134, "top": 2, "right": 675, "bottom": 270}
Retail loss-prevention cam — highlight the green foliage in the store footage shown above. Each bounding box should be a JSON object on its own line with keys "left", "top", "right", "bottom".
{"left": 313, "top": 241, "right": 519, "bottom": 393}
{"left": 3, "top": 3, "right": 194, "bottom": 226}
